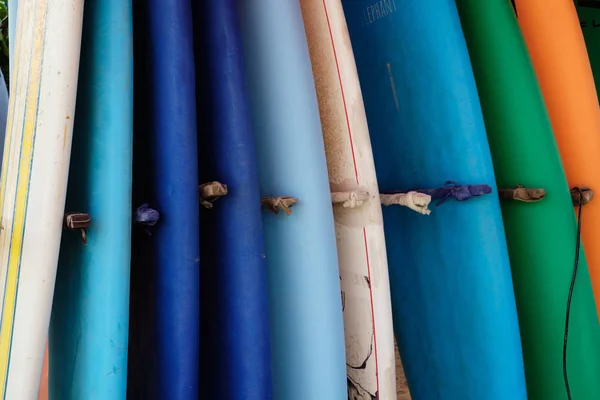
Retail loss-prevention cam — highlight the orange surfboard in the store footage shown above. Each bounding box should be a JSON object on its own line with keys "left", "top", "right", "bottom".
{"left": 515, "top": 0, "right": 600, "bottom": 316}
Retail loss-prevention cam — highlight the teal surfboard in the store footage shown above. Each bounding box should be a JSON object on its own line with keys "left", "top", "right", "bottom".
{"left": 342, "top": 0, "right": 527, "bottom": 398}
{"left": 49, "top": 0, "right": 133, "bottom": 398}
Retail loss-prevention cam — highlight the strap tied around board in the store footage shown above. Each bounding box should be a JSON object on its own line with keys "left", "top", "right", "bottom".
{"left": 199, "top": 181, "right": 228, "bottom": 209}
{"left": 381, "top": 181, "right": 492, "bottom": 207}
{"left": 331, "top": 191, "right": 370, "bottom": 208}
{"left": 427, "top": 181, "right": 492, "bottom": 205}
{"left": 261, "top": 196, "right": 298, "bottom": 216}
{"left": 331, "top": 190, "right": 432, "bottom": 214}
{"left": 380, "top": 191, "right": 432, "bottom": 215}
{"left": 499, "top": 185, "right": 546, "bottom": 203}
{"left": 571, "top": 187, "right": 593, "bottom": 206}
{"left": 64, "top": 212, "right": 91, "bottom": 244}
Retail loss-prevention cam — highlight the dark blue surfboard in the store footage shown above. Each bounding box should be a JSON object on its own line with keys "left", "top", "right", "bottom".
{"left": 193, "top": 1, "right": 272, "bottom": 399}
{"left": 127, "top": 0, "right": 199, "bottom": 398}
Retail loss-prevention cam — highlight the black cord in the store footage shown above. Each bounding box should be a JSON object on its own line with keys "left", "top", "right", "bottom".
{"left": 564, "top": 188, "right": 584, "bottom": 400}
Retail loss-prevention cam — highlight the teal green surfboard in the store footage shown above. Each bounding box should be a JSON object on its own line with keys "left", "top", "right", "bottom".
{"left": 457, "top": 1, "right": 600, "bottom": 398}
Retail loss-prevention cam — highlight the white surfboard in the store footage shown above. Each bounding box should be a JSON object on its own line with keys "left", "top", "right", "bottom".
{"left": 300, "top": 1, "right": 397, "bottom": 398}
{"left": 0, "top": 0, "right": 83, "bottom": 397}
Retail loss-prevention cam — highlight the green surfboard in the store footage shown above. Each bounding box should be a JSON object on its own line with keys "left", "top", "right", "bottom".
{"left": 456, "top": 1, "right": 600, "bottom": 399}
{"left": 578, "top": 1, "right": 600, "bottom": 96}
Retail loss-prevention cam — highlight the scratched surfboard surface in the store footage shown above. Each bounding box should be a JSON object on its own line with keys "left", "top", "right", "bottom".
{"left": 300, "top": 0, "right": 396, "bottom": 398}
{"left": 0, "top": 0, "right": 84, "bottom": 398}
{"left": 342, "top": 0, "right": 527, "bottom": 398}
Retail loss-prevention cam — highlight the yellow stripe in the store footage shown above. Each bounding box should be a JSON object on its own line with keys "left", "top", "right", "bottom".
{"left": 0, "top": 0, "right": 48, "bottom": 394}
{"left": 0, "top": 0, "right": 35, "bottom": 317}
{"left": 0, "top": 0, "right": 29, "bottom": 283}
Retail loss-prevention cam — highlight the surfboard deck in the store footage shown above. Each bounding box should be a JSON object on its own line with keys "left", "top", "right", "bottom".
{"left": 193, "top": 1, "right": 272, "bottom": 398}
{"left": 342, "top": 1, "right": 527, "bottom": 398}
{"left": 515, "top": 0, "right": 600, "bottom": 317}
{"left": 0, "top": 0, "right": 84, "bottom": 397}
{"left": 237, "top": 0, "right": 347, "bottom": 398}
{"left": 300, "top": 0, "right": 396, "bottom": 398}
{"left": 456, "top": 1, "right": 600, "bottom": 398}
{"left": 48, "top": 0, "right": 133, "bottom": 398}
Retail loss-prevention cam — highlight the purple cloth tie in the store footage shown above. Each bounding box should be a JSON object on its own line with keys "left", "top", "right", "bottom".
{"left": 135, "top": 203, "right": 160, "bottom": 226}
{"left": 381, "top": 181, "right": 492, "bottom": 206}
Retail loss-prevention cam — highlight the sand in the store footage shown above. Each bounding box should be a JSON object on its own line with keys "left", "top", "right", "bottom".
{"left": 395, "top": 342, "right": 411, "bottom": 400}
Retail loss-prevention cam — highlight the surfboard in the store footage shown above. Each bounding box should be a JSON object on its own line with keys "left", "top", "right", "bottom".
{"left": 456, "top": 1, "right": 600, "bottom": 398}
{"left": 47, "top": 0, "right": 133, "bottom": 398}
{"left": 299, "top": 1, "right": 396, "bottom": 398}
{"left": 0, "top": 57, "right": 8, "bottom": 192}
{"left": 515, "top": 0, "right": 600, "bottom": 317}
{"left": 341, "top": 1, "right": 527, "bottom": 398}
{"left": 8, "top": 5, "right": 49, "bottom": 400}
{"left": 128, "top": 0, "right": 200, "bottom": 398}
{"left": 37, "top": 345, "right": 48, "bottom": 400}
{"left": 237, "top": 0, "right": 347, "bottom": 398}
{"left": 0, "top": 69, "right": 8, "bottom": 147}
{"left": 0, "top": 0, "right": 84, "bottom": 397}
{"left": 193, "top": 1, "right": 272, "bottom": 398}
{"left": 127, "top": 1, "right": 155, "bottom": 397}
{"left": 8, "top": 0, "right": 17, "bottom": 80}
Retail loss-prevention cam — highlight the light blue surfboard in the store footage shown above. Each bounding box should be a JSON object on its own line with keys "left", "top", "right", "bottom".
{"left": 237, "top": 0, "right": 347, "bottom": 398}
{"left": 8, "top": 0, "right": 16, "bottom": 80}
{"left": 49, "top": 0, "right": 133, "bottom": 398}
{"left": 0, "top": 69, "right": 8, "bottom": 158}
{"left": 342, "top": 0, "right": 527, "bottom": 399}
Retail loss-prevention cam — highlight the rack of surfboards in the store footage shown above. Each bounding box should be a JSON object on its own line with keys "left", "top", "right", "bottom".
{"left": 1, "top": 0, "right": 600, "bottom": 399}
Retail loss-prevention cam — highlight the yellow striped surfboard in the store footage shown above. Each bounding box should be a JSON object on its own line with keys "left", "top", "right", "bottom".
{"left": 0, "top": 0, "right": 83, "bottom": 397}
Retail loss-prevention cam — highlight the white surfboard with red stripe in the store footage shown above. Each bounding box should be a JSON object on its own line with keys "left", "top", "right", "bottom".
{"left": 300, "top": 1, "right": 396, "bottom": 398}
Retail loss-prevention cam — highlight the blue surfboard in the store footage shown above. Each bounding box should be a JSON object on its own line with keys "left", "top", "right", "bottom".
{"left": 127, "top": 0, "right": 199, "bottom": 398}
{"left": 341, "top": 1, "right": 527, "bottom": 398}
{"left": 49, "top": 1, "right": 133, "bottom": 398}
{"left": 193, "top": 0, "right": 272, "bottom": 398}
{"left": 0, "top": 69, "right": 8, "bottom": 158}
{"left": 237, "top": 0, "right": 346, "bottom": 399}
{"left": 8, "top": 0, "right": 16, "bottom": 80}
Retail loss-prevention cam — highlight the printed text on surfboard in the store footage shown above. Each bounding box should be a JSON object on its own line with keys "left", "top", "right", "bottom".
{"left": 362, "top": 0, "right": 397, "bottom": 25}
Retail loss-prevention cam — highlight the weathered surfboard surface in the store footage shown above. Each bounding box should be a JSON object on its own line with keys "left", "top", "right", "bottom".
{"left": 300, "top": 0, "right": 396, "bottom": 398}
{"left": 0, "top": 0, "right": 84, "bottom": 398}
